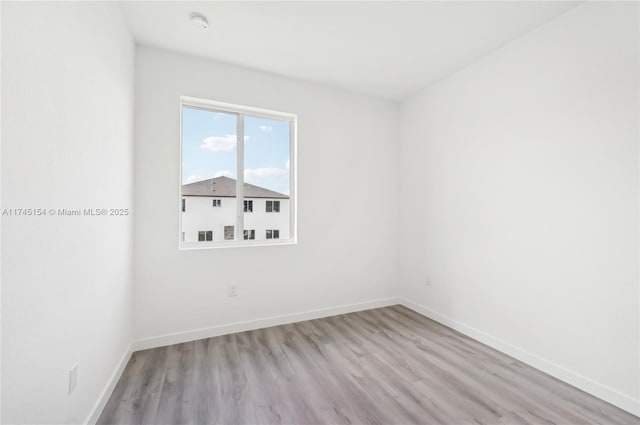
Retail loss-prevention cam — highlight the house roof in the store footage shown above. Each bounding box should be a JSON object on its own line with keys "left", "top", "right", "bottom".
{"left": 182, "top": 176, "right": 289, "bottom": 199}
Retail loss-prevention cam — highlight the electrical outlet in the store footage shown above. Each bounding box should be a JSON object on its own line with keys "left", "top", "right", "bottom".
{"left": 424, "top": 276, "right": 433, "bottom": 287}
{"left": 228, "top": 283, "right": 238, "bottom": 297}
{"left": 68, "top": 364, "right": 78, "bottom": 394}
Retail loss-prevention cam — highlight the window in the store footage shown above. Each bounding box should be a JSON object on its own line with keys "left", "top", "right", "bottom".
{"left": 198, "top": 230, "right": 213, "bottom": 242}
{"left": 180, "top": 97, "right": 296, "bottom": 248}
{"left": 266, "top": 200, "right": 280, "bottom": 213}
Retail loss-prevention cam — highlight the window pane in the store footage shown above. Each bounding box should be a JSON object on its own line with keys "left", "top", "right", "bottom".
{"left": 180, "top": 101, "right": 295, "bottom": 247}
{"left": 224, "top": 226, "right": 234, "bottom": 240}
{"left": 182, "top": 107, "right": 239, "bottom": 242}
{"left": 244, "top": 117, "right": 290, "bottom": 241}
{"left": 198, "top": 231, "right": 205, "bottom": 242}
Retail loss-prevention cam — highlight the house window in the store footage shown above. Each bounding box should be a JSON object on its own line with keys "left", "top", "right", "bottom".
{"left": 181, "top": 199, "right": 185, "bottom": 212}
{"left": 180, "top": 97, "right": 296, "bottom": 248}
{"left": 266, "top": 229, "right": 280, "bottom": 239}
{"left": 266, "top": 200, "right": 280, "bottom": 213}
{"left": 198, "top": 230, "right": 213, "bottom": 242}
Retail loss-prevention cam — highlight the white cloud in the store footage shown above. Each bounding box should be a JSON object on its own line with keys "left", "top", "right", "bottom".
{"left": 258, "top": 125, "right": 273, "bottom": 133}
{"left": 201, "top": 135, "right": 237, "bottom": 152}
{"left": 200, "top": 135, "right": 250, "bottom": 152}
{"left": 186, "top": 175, "right": 203, "bottom": 183}
{"left": 244, "top": 167, "right": 288, "bottom": 181}
{"left": 214, "top": 170, "right": 232, "bottom": 178}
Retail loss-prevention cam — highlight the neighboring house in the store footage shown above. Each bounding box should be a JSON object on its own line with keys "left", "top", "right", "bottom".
{"left": 181, "top": 176, "right": 290, "bottom": 243}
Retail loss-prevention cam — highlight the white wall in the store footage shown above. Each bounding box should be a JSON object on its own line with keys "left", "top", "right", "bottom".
{"left": 243, "top": 199, "right": 291, "bottom": 242}
{"left": 1, "top": 2, "right": 135, "bottom": 424}
{"left": 182, "top": 196, "right": 238, "bottom": 243}
{"left": 2, "top": 2, "right": 637, "bottom": 422}
{"left": 181, "top": 197, "right": 290, "bottom": 243}
{"left": 1, "top": 2, "right": 4, "bottom": 422}
{"left": 400, "top": 1, "right": 639, "bottom": 414}
{"left": 134, "top": 47, "right": 399, "bottom": 344}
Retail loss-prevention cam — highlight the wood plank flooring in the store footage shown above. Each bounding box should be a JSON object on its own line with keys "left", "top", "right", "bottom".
{"left": 98, "top": 305, "right": 640, "bottom": 425}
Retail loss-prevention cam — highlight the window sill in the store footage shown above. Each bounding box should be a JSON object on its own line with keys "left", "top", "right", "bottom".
{"left": 179, "top": 239, "right": 297, "bottom": 250}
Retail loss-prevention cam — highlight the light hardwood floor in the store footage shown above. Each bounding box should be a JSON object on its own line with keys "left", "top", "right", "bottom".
{"left": 98, "top": 305, "right": 639, "bottom": 425}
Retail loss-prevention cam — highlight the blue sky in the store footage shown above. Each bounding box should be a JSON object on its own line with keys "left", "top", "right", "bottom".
{"left": 182, "top": 107, "right": 290, "bottom": 195}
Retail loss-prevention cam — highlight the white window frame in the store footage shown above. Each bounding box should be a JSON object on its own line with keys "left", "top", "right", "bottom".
{"left": 179, "top": 97, "right": 297, "bottom": 249}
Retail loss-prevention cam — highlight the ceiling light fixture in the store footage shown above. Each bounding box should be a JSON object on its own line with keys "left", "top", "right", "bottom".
{"left": 190, "top": 13, "right": 209, "bottom": 30}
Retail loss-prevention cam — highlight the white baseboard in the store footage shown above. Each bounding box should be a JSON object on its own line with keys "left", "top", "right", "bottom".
{"left": 85, "top": 299, "right": 397, "bottom": 424}
{"left": 84, "top": 344, "right": 133, "bottom": 425}
{"left": 99, "top": 297, "right": 638, "bottom": 420}
{"left": 399, "top": 298, "right": 640, "bottom": 417}
{"left": 132, "top": 297, "right": 400, "bottom": 352}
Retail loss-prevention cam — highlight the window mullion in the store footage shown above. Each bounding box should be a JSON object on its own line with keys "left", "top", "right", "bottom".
{"left": 289, "top": 120, "right": 296, "bottom": 242}
{"left": 236, "top": 114, "right": 245, "bottom": 240}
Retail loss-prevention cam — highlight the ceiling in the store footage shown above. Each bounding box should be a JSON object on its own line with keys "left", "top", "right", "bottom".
{"left": 121, "top": 1, "right": 580, "bottom": 101}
